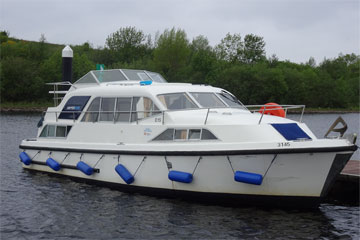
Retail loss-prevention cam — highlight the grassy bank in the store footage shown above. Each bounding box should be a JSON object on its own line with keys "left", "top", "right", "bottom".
{"left": 0, "top": 101, "right": 53, "bottom": 112}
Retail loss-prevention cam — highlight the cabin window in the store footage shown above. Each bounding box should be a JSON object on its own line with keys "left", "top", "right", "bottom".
{"left": 201, "top": 129, "right": 217, "bottom": 140}
{"left": 190, "top": 92, "right": 226, "bottom": 108}
{"left": 152, "top": 128, "right": 218, "bottom": 141}
{"left": 99, "top": 98, "right": 116, "bottom": 121}
{"left": 82, "top": 96, "right": 160, "bottom": 123}
{"left": 152, "top": 129, "right": 174, "bottom": 141}
{"left": 188, "top": 129, "right": 201, "bottom": 140}
{"left": 56, "top": 126, "right": 66, "bottom": 137}
{"left": 59, "top": 96, "right": 91, "bottom": 120}
{"left": 48, "top": 125, "right": 56, "bottom": 137}
{"left": 39, "top": 125, "right": 72, "bottom": 138}
{"left": 115, "top": 97, "right": 132, "bottom": 122}
{"left": 157, "top": 93, "right": 198, "bottom": 110}
{"left": 174, "top": 129, "right": 187, "bottom": 140}
{"left": 131, "top": 97, "right": 160, "bottom": 121}
{"left": 82, "top": 97, "right": 100, "bottom": 122}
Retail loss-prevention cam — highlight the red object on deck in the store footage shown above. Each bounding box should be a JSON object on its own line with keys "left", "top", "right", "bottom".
{"left": 259, "top": 103, "right": 286, "bottom": 118}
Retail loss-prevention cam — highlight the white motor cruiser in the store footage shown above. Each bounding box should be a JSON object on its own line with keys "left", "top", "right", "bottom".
{"left": 19, "top": 69, "right": 357, "bottom": 208}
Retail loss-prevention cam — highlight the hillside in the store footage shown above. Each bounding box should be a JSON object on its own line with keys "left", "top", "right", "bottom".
{"left": 0, "top": 28, "right": 359, "bottom": 110}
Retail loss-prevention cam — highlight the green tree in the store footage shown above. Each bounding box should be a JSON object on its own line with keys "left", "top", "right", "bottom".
{"left": 242, "top": 34, "right": 266, "bottom": 64}
{"left": 153, "top": 28, "right": 191, "bottom": 82}
{"left": 0, "top": 57, "right": 45, "bottom": 101}
{"left": 188, "top": 35, "right": 218, "bottom": 84}
{"left": 214, "top": 33, "right": 243, "bottom": 63}
{"left": 105, "top": 26, "right": 150, "bottom": 64}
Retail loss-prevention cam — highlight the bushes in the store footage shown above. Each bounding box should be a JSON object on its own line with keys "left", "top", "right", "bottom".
{"left": 0, "top": 28, "right": 358, "bottom": 109}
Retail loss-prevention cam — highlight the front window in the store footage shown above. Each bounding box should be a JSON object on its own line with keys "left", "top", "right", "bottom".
{"left": 216, "top": 91, "right": 245, "bottom": 109}
{"left": 157, "top": 93, "right": 198, "bottom": 110}
{"left": 190, "top": 92, "right": 226, "bottom": 108}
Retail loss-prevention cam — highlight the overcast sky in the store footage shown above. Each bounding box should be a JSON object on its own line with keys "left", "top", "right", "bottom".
{"left": 1, "top": 0, "right": 359, "bottom": 63}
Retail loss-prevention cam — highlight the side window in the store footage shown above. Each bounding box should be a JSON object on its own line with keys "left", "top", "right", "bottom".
{"left": 174, "top": 129, "right": 187, "bottom": 140}
{"left": 48, "top": 125, "right": 56, "bottom": 137}
{"left": 153, "top": 129, "right": 174, "bottom": 141}
{"left": 189, "top": 129, "right": 201, "bottom": 140}
{"left": 131, "top": 97, "right": 160, "bottom": 122}
{"left": 59, "top": 96, "right": 90, "bottom": 120}
{"left": 40, "top": 125, "right": 48, "bottom": 137}
{"left": 82, "top": 96, "right": 160, "bottom": 123}
{"left": 99, "top": 98, "right": 116, "bottom": 121}
{"left": 152, "top": 128, "right": 218, "bottom": 141}
{"left": 82, "top": 97, "right": 100, "bottom": 122}
{"left": 39, "top": 125, "right": 72, "bottom": 138}
{"left": 56, "top": 126, "right": 66, "bottom": 137}
{"left": 115, "top": 97, "right": 132, "bottom": 122}
{"left": 201, "top": 129, "right": 217, "bottom": 140}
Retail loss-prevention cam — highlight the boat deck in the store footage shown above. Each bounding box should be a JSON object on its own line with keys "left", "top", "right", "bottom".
{"left": 341, "top": 160, "right": 360, "bottom": 176}
{"left": 327, "top": 160, "right": 359, "bottom": 204}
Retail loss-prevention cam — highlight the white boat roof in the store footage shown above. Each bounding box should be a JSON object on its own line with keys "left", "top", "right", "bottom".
{"left": 73, "top": 69, "right": 167, "bottom": 85}
{"left": 68, "top": 69, "right": 224, "bottom": 97}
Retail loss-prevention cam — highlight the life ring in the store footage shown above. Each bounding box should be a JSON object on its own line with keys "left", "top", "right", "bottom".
{"left": 259, "top": 103, "right": 285, "bottom": 118}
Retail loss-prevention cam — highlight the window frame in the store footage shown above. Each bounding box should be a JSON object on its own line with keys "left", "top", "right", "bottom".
{"left": 151, "top": 128, "right": 219, "bottom": 142}
{"left": 189, "top": 92, "right": 227, "bottom": 108}
{"left": 82, "top": 96, "right": 161, "bottom": 123}
{"left": 157, "top": 92, "right": 199, "bottom": 110}
{"left": 39, "top": 124, "right": 72, "bottom": 138}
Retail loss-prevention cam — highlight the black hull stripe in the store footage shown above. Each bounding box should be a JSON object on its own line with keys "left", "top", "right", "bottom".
{"left": 19, "top": 144, "right": 358, "bottom": 156}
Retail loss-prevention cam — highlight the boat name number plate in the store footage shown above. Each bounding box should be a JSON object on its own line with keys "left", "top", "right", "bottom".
{"left": 155, "top": 117, "right": 162, "bottom": 122}
{"left": 277, "top": 142, "right": 290, "bottom": 147}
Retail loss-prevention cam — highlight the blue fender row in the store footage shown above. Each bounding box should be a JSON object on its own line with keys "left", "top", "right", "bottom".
{"left": 20, "top": 153, "right": 263, "bottom": 185}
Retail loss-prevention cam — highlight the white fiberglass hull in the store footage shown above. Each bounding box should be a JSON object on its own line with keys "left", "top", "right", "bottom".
{"left": 19, "top": 141, "right": 356, "bottom": 208}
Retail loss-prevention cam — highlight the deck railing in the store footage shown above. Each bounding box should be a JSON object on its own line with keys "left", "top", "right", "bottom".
{"left": 42, "top": 105, "right": 306, "bottom": 125}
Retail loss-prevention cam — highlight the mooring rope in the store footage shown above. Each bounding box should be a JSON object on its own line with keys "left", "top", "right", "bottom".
{"left": 164, "top": 156, "right": 172, "bottom": 172}
{"left": 192, "top": 156, "right": 202, "bottom": 175}
{"left": 133, "top": 156, "right": 146, "bottom": 177}
{"left": 226, "top": 156, "right": 235, "bottom": 174}
{"left": 93, "top": 154, "right": 105, "bottom": 168}
{"left": 28, "top": 150, "right": 41, "bottom": 161}
{"left": 263, "top": 154, "right": 277, "bottom": 178}
{"left": 60, "top": 152, "right": 71, "bottom": 164}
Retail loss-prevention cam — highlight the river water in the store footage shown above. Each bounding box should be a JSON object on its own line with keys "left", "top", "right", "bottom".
{"left": 0, "top": 113, "right": 359, "bottom": 239}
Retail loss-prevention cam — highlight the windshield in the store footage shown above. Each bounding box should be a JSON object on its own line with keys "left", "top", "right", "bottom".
{"left": 216, "top": 91, "right": 246, "bottom": 109}
{"left": 158, "top": 93, "right": 198, "bottom": 110}
{"left": 190, "top": 92, "right": 226, "bottom": 108}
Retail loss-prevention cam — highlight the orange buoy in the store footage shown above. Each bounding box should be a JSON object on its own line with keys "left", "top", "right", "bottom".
{"left": 259, "top": 103, "right": 285, "bottom": 118}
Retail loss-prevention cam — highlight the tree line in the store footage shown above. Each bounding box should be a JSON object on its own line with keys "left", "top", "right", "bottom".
{"left": 0, "top": 27, "right": 359, "bottom": 109}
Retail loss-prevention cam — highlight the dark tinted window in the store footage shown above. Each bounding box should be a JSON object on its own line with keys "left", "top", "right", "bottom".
{"left": 59, "top": 96, "right": 91, "bottom": 120}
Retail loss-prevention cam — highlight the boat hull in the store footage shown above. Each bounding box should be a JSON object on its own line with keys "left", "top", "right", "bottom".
{"left": 19, "top": 146, "right": 355, "bottom": 208}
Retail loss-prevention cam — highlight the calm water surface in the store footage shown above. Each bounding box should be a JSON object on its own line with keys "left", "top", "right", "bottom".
{"left": 0, "top": 113, "right": 359, "bottom": 239}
